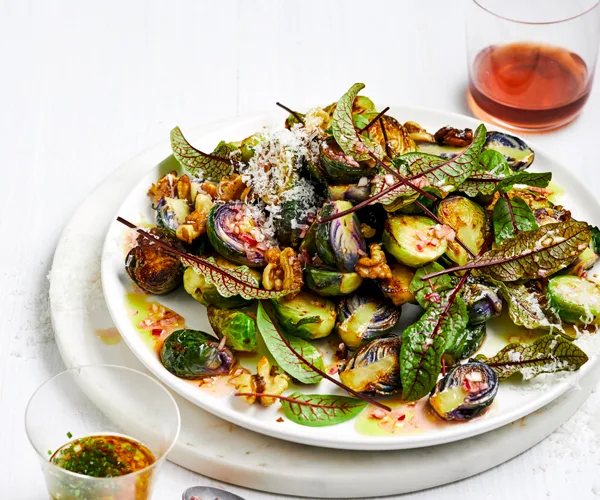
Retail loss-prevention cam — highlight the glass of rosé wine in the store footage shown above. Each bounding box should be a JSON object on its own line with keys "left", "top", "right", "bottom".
{"left": 466, "top": 0, "right": 600, "bottom": 131}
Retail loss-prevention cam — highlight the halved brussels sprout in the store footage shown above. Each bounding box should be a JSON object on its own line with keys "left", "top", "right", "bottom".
{"left": 183, "top": 258, "right": 257, "bottom": 309}
{"left": 207, "top": 306, "right": 257, "bottom": 353}
{"left": 339, "top": 336, "right": 402, "bottom": 394}
{"left": 304, "top": 267, "right": 363, "bottom": 297}
{"left": 328, "top": 184, "right": 371, "bottom": 203}
{"left": 315, "top": 201, "right": 367, "bottom": 272}
{"left": 382, "top": 215, "right": 448, "bottom": 267}
{"left": 429, "top": 362, "right": 498, "bottom": 421}
{"left": 483, "top": 131, "right": 534, "bottom": 171}
{"left": 444, "top": 323, "right": 486, "bottom": 366}
{"left": 437, "top": 197, "right": 490, "bottom": 266}
{"left": 207, "top": 202, "right": 277, "bottom": 267}
{"left": 565, "top": 225, "right": 599, "bottom": 276}
{"left": 353, "top": 95, "right": 377, "bottom": 115}
{"left": 415, "top": 141, "right": 465, "bottom": 159}
{"left": 378, "top": 261, "right": 416, "bottom": 306}
{"left": 462, "top": 280, "right": 503, "bottom": 325}
{"left": 274, "top": 199, "right": 314, "bottom": 248}
{"left": 336, "top": 294, "right": 401, "bottom": 348}
{"left": 125, "top": 228, "right": 184, "bottom": 295}
{"left": 362, "top": 114, "right": 415, "bottom": 158}
{"left": 155, "top": 197, "right": 190, "bottom": 234}
{"left": 160, "top": 329, "right": 234, "bottom": 379}
{"left": 270, "top": 290, "right": 336, "bottom": 340}
{"left": 239, "top": 134, "right": 260, "bottom": 163}
{"left": 547, "top": 276, "right": 600, "bottom": 324}
{"left": 319, "top": 138, "right": 374, "bottom": 184}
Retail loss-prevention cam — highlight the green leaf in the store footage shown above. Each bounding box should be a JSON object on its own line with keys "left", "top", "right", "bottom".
{"left": 170, "top": 126, "right": 235, "bottom": 181}
{"left": 460, "top": 172, "right": 505, "bottom": 197}
{"left": 280, "top": 392, "right": 367, "bottom": 427}
{"left": 479, "top": 150, "right": 512, "bottom": 176}
{"left": 433, "top": 221, "right": 591, "bottom": 281}
{"left": 181, "top": 256, "right": 294, "bottom": 300}
{"left": 494, "top": 172, "right": 552, "bottom": 194}
{"left": 478, "top": 334, "right": 588, "bottom": 380}
{"left": 493, "top": 196, "right": 539, "bottom": 243}
{"left": 490, "top": 279, "right": 563, "bottom": 331}
{"left": 372, "top": 124, "right": 487, "bottom": 207}
{"left": 409, "top": 263, "right": 455, "bottom": 308}
{"left": 332, "top": 83, "right": 384, "bottom": 162}
{"left": 400, "top": 293, "right": 468, "bottom": 401}
{"left": 256, "top": 302, "right": 324, "bottom": 384}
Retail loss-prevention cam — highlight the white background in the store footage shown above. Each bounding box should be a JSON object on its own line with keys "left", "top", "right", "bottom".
{"left": 3, "top": 0, "right": 600, "bottom": 498}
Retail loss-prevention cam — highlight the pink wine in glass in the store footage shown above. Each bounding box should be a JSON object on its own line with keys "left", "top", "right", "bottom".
{"left": 469, "top": 42, "right": 592, "bottom": 130}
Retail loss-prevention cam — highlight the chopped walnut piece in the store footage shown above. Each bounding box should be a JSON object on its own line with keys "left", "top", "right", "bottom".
{"left": 200, "top": 181, "right": 218, "bottom": 199}
{"left": 262, "top": 248, "right": 303, "bottom": 299}
{"left": 148, "top": 171, "right": 178, "bottom": 203}
{"left": 434, "top": 126, "right": 473, "bottom": 147}
{"left": 176, "top": 174, "right": 192, "bottom": 201}
{"left": 355, "top": 243, "right": 392, "bottom": 280}
{"left": 218, "top": 173, "right": 248, "bottom": 202}
{"left": 175, "top": 193, "right": 213, "bottom": 244}
{"left": 230, "top": 357, "right": 289, "bottom": 407}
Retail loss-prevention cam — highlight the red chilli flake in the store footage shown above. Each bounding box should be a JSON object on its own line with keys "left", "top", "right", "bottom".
{"left": 397, "top": 414, "right": 406, "bottom": 422}
{"left": 464, "top": 378, "right": 472, "bottom": 391}
{"left": 151, "top": 328, "right": 163, "bottom": 337}
{"left": 416, "top": 244, "right": 424, "bottom": 252}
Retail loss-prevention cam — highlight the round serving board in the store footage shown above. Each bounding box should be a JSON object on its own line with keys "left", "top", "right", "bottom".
{"left": 50, "top": 114, "right": 600, "bottom": 498}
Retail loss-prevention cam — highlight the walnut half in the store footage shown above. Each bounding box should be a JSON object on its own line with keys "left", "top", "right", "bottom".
{"left": 262, "top": 247, "right": 303, "bottom": 299}
{"left": 355, "top": 243, "right": 392, "bottom": 280}
{"left": 230, "top": 357, "right": 289, "bottom": 407}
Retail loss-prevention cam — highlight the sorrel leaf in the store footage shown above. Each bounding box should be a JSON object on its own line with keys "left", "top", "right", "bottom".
{"left": 490, "top": 279, "right": 563, "bottom": 331}
{"left": 421, "top": 221, "right": 591, "bottom": 281}
{"left": 170, "top": 126, "right": 235, "bottom": 181}
{"left": 256, "top": 302, "right": 324, "bottom": 384}
{"left": 279, "top": 392, "right": 367, "bottom": 427}
{"left": 493, "top": 196, "right": 539, "bottom": 244}
{"left": 332, "top": 83, "right": 384, "bottom": 162}
{"left": 400, "top": 291, "right": 468, "bottom": 401}
{"left": 409, "top": 263, "right": 455, "bottom": 308}
{"left": 478, "top": 334, "right": 588, "bottom": 380}
{"left": 494, "top": 172, "right": 552, "bottom": 194}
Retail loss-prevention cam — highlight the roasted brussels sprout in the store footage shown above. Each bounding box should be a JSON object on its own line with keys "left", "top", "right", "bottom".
{"left": 429, "top": 362, "right": 498, "bottom": 421}
{"left": 339, "top": 336, "right": 402, "bottom": 394}
{"left": 270, "top": 290, "right": 337, "bottom": 339}
{"left": 404, "top": 121, "right": 436, "bottom": 143}
{"left": 483, "top": 131, "right": 534, "bottom": 171}
{"left": 304, "top": 267, "right": 363, "bottom": 297}
{"left": 362, "top": 114, "right": 415, "bottom": 158}
{"left": 239, "top": 134, "right": 260, "bottom": 163}
{"left": 336, "top": 294, "right": 401, "bottom": 348}
{"left": 382, "top": 215, "right": 448, "bottom": 267}
{"left": 353, "top": 95, "right": 377, "bottom": 115}
{"left": 206, "top": 202, "right": 278, "bottom": 267}
{"left": 547, "top": 276, "right": 600, "bottom": 324}
{"left": 444, "top": 323, "right": 486, "bottom": 366}
{"left": 378, "top": 261, "right": 416, "bottom": 306}
{"left": 437, "top": 196, "right": 491, "bottom": 266}
{"left": 155, "top": 196, "right": 190, "bottom": 234}
{"left": 274, "top": 199, "right": 315, "bottom": 248}
{"left": 207, "top": 306, "right": 257, "bottom": 352}
{"left": 160, "top": 329, "right": 234, "bottom": 379}
{"left": 565, "top": 225, "right": 599, "bottom": 276}
{"left": 327, "top": 184, "right": 371, "bottom": 203}
{"left": 315, "top": 201, "right": 367, "bottom": 272}
{"left": 183, "top": 258, "right": 258, "bottom": 309}
{"left": 533, "top": 206, "right": 571, "bottom": 226}
{"left": 319, "top": 138, "right": 373, "bottom": 184}
{"left": 462, "top": 280, "right": 503, "bottom": 325}
{"left": 415, "top": 141, "right": 465, "bottom": 159}
{"left": 125, "top": 228, "right": 184, "bottom": 295}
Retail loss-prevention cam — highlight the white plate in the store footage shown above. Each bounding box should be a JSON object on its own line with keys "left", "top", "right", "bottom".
{"left": 101, "top": 107, "right": 600, "bottom": 451}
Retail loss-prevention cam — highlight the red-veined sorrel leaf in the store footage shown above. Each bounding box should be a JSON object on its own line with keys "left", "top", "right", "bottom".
{"left": 170, "top": 126, "right": 235, "bottom": 181}
{"left": 493, "top": 196, "right": 539, "bottom": 244}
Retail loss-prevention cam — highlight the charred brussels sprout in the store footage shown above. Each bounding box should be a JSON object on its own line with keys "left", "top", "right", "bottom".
{"left": 270, "top": 290, "right": 336, "bottom": 340}
{"left": 462, "top": 280, "right": 503, "bottom": 325}
{"left": 125, "top": 228, "right": 183, "bottom": 295}
{"left": 444, "top": 323, "right": 486, "bottom": 366}
{"left": 327, "top": 184, "right": 371, "bottom": 203}
{"left": 160, "top": 329, "right": 234, "bottom": 379}
{"left": 547, "top": 276, "right": 600, "bottom": 324}
{"left": 382, "top": 215, "right": 448, "bottom": 267}
{"left": 353, "top": 95, "right": 377, "bottom": 115}
{"left": 207, "top": 203, "right": 277, "bottom": 267}
{"left": 315, "top": 200, "right": 367, "bottom": 272}
{"left": 429, "top": 362, "right": 498, "bottom": 421}
{"left": 155, "top": 197, "right": 190, "bottom": 234}
{"left": 336, "top": 294, "right": 401, "bottom": 348}
{"left": 566, "top": 225, "right": 599, "bottom": 276}
{"left": 274, "top": 199, "right": 314, "bottom": 248}
{"left": 378, "top": 261, "right": 416, "bottom": 306}
{"left": 183, "top": 258, "right": 258, "bottom": 309}
{"left": 319, "top": 138, "right": 374, "bottom": 184}
{"left": 207, "top": 306, "right": 257, "bottom": 352}
{"left": 483, "top": 131, "right": 535, "bottom": 171}
{"left": 339, "top": 336, "right": 402, "bottom": 394}
{"left": 437, "top": 197, "right": 490, "bottom": 266}
{"left": 304, "top": 267, "right": 363, "bottom": 297}
{"left": 363, "top": 114, "right": 415, "bottom": 158}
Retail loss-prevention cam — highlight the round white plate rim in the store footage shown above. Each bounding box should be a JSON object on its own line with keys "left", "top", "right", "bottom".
{"left": 100, "top": 106, "right": 599, "bottom": 451}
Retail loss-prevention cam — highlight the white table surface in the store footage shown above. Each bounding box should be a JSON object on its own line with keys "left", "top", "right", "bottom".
{"left": 3, "top": 0, "right": 600, "bottom": 498}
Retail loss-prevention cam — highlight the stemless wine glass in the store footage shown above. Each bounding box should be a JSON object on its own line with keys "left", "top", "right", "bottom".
{"left": 25, "top": 365, "right": 180, "bottom": 500}
{"left": 466, "top": 0, "right": 600, "bottom": 131}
